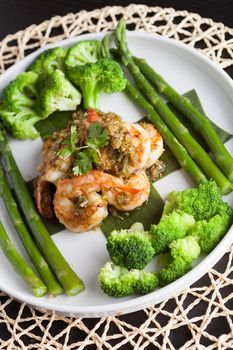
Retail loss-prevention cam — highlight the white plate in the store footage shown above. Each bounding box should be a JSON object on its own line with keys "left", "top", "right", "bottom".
{"left": 0, "top": 32, "right": 233, "bottom": 317}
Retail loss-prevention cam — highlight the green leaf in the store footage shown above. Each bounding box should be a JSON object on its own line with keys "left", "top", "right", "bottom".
{"left": 73, "top": 150, "right": 93, "bottom": 175}
{"left": 70, "top": 125, "right": 78, "bottom": 151}
{"left": 57, "top": 146, "right": 72, "bottom": 159}
{"left": 88, "top": 122, "right": 109, "bottom": 148}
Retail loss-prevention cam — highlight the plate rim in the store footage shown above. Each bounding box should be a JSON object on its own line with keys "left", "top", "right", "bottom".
{"left": 0, "top": 30, "right": 232, "bottom": 317}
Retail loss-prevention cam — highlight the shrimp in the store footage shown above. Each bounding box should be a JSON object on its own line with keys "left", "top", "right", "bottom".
{"left": 38, "top": 128, "right": 74, "bottom": 184}
{"left": 54, "top": 170, "right": 108, "bottom": 232}
{"left": 101, "top": 170, "right": 150, "bottom": 211}
{"left": 124, "top": 123, "right": 151, "bottom": 174}
{"left": 140, "top": 123, "right": 164, "bottom": 168}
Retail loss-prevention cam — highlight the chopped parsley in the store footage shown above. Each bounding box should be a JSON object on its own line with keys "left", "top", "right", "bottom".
{"left": 57, "top": 122, "right": 109, "bottom": 175}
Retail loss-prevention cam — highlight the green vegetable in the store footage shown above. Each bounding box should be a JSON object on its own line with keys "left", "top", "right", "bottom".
{"left": 65, "top": 40, "right": 100, "bottom": 68}
{"left": 0, "top": 72, "right": 42, "bottom": 140}
{"left": 150, "top": 211, "right": 195, "bottom": 255}
{"left": 113, "top": 18, "right": 232, "bottom": 194}
{"left": 158, "top": 236, "right": 201, "bottom": 286}
{"left": 0, "top": 166, "right": 63, "bottom": 296}
{"left": 133, "top": 56, "right": 233, "bottom": 182}
{"left": 0, "top": 220, "right": 47, "bottom": 297}
{"left": 163, "top": 180, "right": 230, "bottom": 221}
{"left": 28, "top": 47, "right": 67, "bottom": 75}
{"left": 57, "top": 125, "right": 78, "bottom": 159}
{"left": 158, "top": 258, "right": 192, "bottom": 287}
{"left": 189, "top": 212, "right": 233, "bottom": 254}
{"left": 98, "top": 262, "right": 158, "bottom": 297}
{"left": 37, "top": 70, "right": 81, "bottom": 118}
{"left": 67, "top": 58, "right": 126, "bottom": 109}
{"left": 169, "top": 236, "right": 201, "bottom": 262}
{"left": 0, "top": 126, "right": 85, "bottom": 296}
{"left": 107, "top": 228, "right": 155, "bottom": 270}
{"left": 72, "top": 122, "right": 109, "bottom": 175}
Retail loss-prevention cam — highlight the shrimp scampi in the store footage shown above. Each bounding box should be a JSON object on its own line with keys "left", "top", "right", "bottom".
{"left": 54, "top": 170, "right": 108, "bottom": 232}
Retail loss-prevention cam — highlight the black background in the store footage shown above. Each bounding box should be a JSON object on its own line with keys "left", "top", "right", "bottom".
{"left": 0, "top": 1, "right": 232, "bottom": 348}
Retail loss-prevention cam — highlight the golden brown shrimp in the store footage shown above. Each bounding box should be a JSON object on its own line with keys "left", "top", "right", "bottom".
{"left": 101, "top": 170, "right": 150, "bottom": 211}
{"left": 124, "top": 123, "right": 151, "bottom": 174}
{"left": 140, "top": 123, "right": 164, "bottom": 169}
{"left": 54, "top": 170, "right": 108, "bottom": 232}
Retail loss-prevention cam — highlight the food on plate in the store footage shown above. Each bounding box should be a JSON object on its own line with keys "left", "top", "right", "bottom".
{"left": 99, "top": 181, "right": 232, "bottom": 297}
{"left": 134, "top": 56, "right": 233, "bottom": 182}
{"left": 0, "top": 69, "right": 81, "bottom": 140}
{"left": 98, "top": 261, "right": 159, "bottom": 297}
{"left": 0, "top": 17, "right": 232, "bottom": 300}
{"left": 106, "top": 227, "right": 155, "bottom": 270}
{"left": 0, "top": 219, "right": 47, "bottom": 297}
{"left": 37, "top": 69, "right": 81, "bottom": 118}
{"left": 158, "top": 236, "right": 201, "bottom": 286}
{"left": 0, "top": 126, "right": 85, "bottom": 296}
{"left": 28, "top": 47, "right": 67, "bottom": 75}
{"left": 150, "top": 211, "right": 196, "bottom": 255}
{"left": 67, "top": 57, "right": 126, "bottom": 109}
{"left": 0, "top": 166, "right": 62, "bottom": 296}
{"left": 35, "top": 109, "right": 164, "bottom": 232}
{"left": 112, "top": 18, "right": 233, "bottom": 194}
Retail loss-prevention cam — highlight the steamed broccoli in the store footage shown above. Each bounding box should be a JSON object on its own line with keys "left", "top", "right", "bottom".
{"left": 28, "top": 47, "right": 67, "bottom": 75}
{"left": 67, "top": 58, "right": 126, "bottom": 109}
{"left": 4, "top": 71, "right": 38, "bottom": 110}
{"left": 107, "top": 228, "right": 155, "bottom": 270}
{"left": 158, "top": 236, "right": 201, "bottom": 286}
{"left": 98, "top": 262, "right": 158, "bottom": 297}
{"left": 162, "top": 181, "right": 226, "bottom": 221}
{"left": 37, "top": 70, "right": 82, "bottom": 117}
{"left": 150, "top": 211, "right": 195, "bottom": 255}
{"left": 65, "top": 40, "right": 100, "bottom": 68}
{"left": 0, "top": 72, "right": 42, "bottom": 139}
{"left": 189, "top": 211, "right": 233, "bottom": 254}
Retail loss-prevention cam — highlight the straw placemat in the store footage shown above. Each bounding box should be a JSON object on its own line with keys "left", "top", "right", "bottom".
{"left": 0, "top": 4, "right": 233, "bottom": 350}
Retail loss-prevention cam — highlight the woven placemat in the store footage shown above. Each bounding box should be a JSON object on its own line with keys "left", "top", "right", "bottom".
{"left": 0, "top": 4, "right": 233, "bottom": 350}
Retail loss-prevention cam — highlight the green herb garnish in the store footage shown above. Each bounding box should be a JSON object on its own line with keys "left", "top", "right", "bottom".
{"left": 57, "top": 122, "right": 109, "bottom": 175}
{"left": 57, "top": 125, "right": 78, "bottom": 159}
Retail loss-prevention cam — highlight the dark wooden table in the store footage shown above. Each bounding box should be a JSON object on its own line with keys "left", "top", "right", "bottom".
{"left": 0, "top": 1, "right": 232, "bottom": 348}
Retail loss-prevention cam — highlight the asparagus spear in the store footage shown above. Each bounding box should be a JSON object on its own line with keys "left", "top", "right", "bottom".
{"left": 133, "top": 56, "right": 233, "bottom": 182}
{"left": 0, "top": 126, "right": 85, "bottom": 296}
{"left": 0, "top": 220, "right": 47, "bottom": 297}
{"left": 100, "top": 30, "right": 206, "bottom": 185}
{"left": 124, "top": 81, "right": 207, "bottom": 185}
{"left": 0, "top": 166, "right": 63, "bottom": 296}
{"left": 113, "top": 18, "right": 233, "bottom": 195}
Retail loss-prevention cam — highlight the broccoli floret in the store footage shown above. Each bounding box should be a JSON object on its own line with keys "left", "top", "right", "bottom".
{"left": 28, "top": 47, "right": 67, "bottom": 74}
{"left": 158, "top": 258, "right": 192, "bottom": 287}
{"left": 163, "top": 181, "right": 225, "bottom": 221}
{"left": 150, "top": 211, "right": 195, "bottom": 255}
{"left": 189, "top": 211, "right": 233, "bottom": 254}
{"left": 0, "top": 107, "right": 41, "bottom": 139}
{"left": 67, "top": 58, "right": 126, "bottom": 109}
{"left": 98, "top": 262, "right": 158, "bottom": 297}
{"left": 38, "top": 70, "right": 81, "bottom": 117}
{"left": 4, "top": 72, "right": 39, "bottom": 110}
{"left": 0, "top": 72, "right": 42, "bottom": 139}
{"left": 107, "top": 228, "right": 155, "bottom": 270}
{"left": 65, "top": 40, "right": 100, "bottom": 68}
{"left": 158, "top": 236, "right": 200, "bottom": 286}
{"left": 169, "top": 236, "right": 201, "bottom": 262}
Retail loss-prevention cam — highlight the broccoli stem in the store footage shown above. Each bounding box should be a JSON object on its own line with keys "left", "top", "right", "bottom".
{"left": 133, "top": 56, "right": 233, "bottom": 183}
{"left": 0, "top": 220, "right": 47, "bottom": 297}
{"left": 0, "top": 166, "right": 63, "bottom": 296}
{"left": 0, "top": 126, "right": 85, "bottom": 296}
{"left": 114, "top": 18, "right": 232, "bottom": 194}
